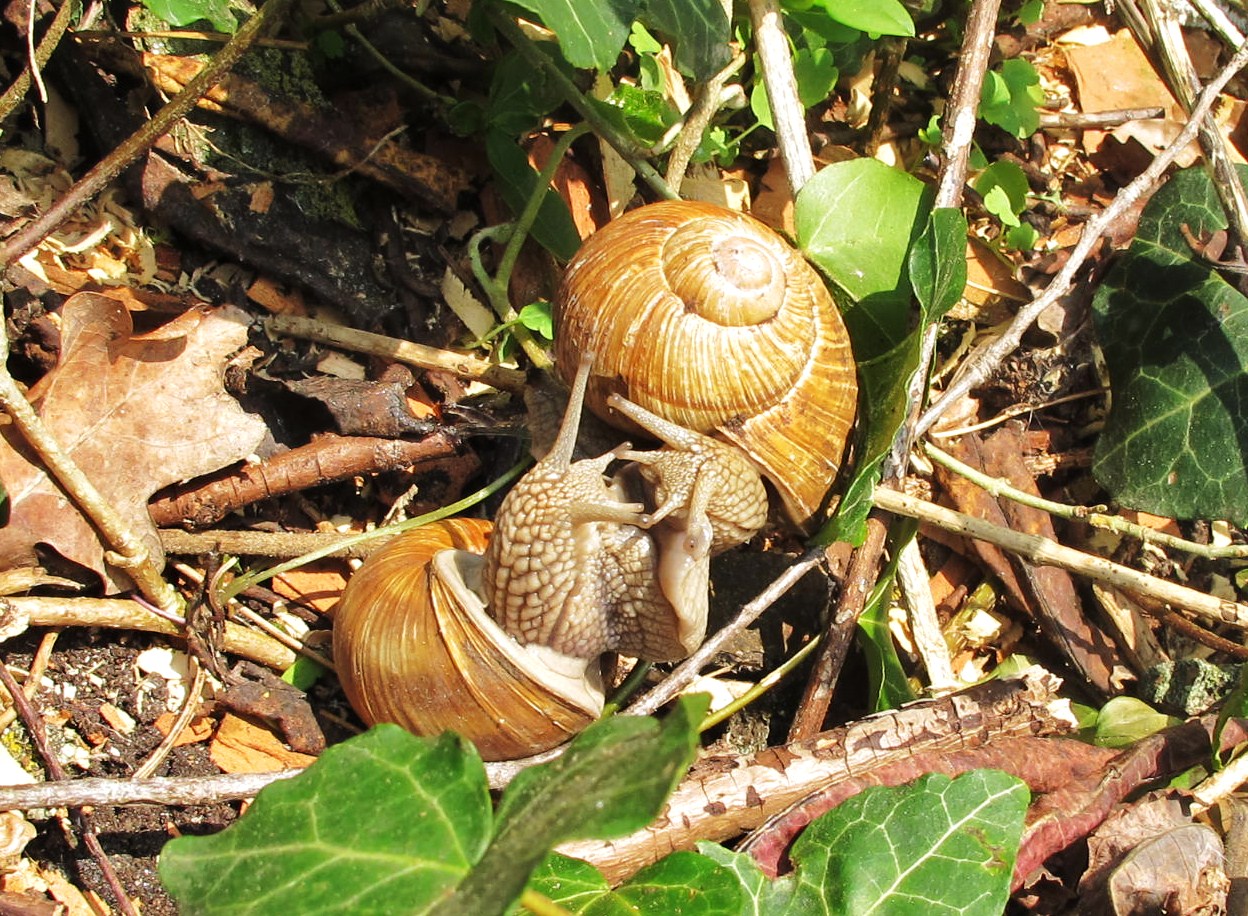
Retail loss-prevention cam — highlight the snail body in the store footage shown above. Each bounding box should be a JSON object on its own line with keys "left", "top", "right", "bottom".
{"left": 334, "top": 355, "right": 762, "bottom": 759}
{"left": 554, "top": 200, "right": 858, "bottom": 529}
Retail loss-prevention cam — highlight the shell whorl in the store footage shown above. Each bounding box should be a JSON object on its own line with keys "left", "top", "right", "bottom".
{"left": 553, "top": 200, "right": 858, "bottom": 528}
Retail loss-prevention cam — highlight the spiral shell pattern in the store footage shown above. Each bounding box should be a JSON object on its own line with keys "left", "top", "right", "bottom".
{"left": 554, "top": 200, "right": 858, "bottom": 528}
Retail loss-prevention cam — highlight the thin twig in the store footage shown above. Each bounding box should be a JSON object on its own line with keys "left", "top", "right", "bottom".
{"left": 0, "top": 0, "right": 72, "bottom": 121}
{"left": 0, "top": 770, "right": 300, "bottom": 811}
{"left": 925, "top": 441, "right": 1248, "bottom": 559}
{"left": 1, "top": 596, "right": 296, "bottom": 669}
{"left": 0, "top": 663, "right": 138, "bottom": 915}
{"left": 747, "top": 0, "right": 814, "bottom": 196}
{"left": 664, "top": 50, "right": 746, "bottom": 193}
{"left": 625, "top": 549, "right": 825, "bottom": 717}
{"left": 917, "top": 40, "right": 1248, "bottom": 438}
{"left": 1, "top": 0, "right": 297, "bottom": 269}
{"left": 132, "top": 656, "right": 207, "bottom": 779}
{"left": 872, "top": 486, "right": 1248, "bottom": 629}
{"left": 264, "top": 314, "right": 526, "bottom": 391}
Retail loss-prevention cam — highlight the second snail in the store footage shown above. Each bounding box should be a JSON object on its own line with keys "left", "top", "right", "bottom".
{"left": 332, "top": 200, "right": 858, "bottom": 761}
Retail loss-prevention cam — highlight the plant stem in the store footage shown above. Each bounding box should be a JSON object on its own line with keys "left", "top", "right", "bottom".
{"left": 224, "top": 457, "right": 529, "bottom": 599}
{"left": 924, "top": 441, "right": 1248, "bottom": 559}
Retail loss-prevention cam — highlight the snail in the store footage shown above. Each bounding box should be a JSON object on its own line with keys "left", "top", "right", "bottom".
{"left": 334, "top": 354, "right": 765, "bottom": 760}
{"left": 553, "top": 199, "right": 858, "bottom": 529}
{"left": 333, "top": 200, "right": 858, "bottom": 761}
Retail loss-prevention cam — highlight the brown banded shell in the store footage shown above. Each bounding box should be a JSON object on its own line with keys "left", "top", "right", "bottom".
{"left": 332, "top": 518, "right": 604, "bottom": 761}
{"left": 553, "top": 200, "right": 858, "bottom": 529}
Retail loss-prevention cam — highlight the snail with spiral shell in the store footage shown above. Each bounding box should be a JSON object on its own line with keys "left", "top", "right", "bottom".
{"left": 332, "top": 201, "right": 858, "bottom": 761}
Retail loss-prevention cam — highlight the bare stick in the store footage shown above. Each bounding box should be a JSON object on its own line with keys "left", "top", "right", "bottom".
{"left": 917, "top": 40, "right": 1248, "bottom": 439}
{"left": 265, "top": 315, "right": 526, "bottom": 392}
{"left": 748, "top": 0, "right": 814, "bottom": 196}
{"left": 1, "top": 596, "right": 296, "bottom": 669}
{"left": 624, "top": 550, "right": 824, "bottom": 717}
{"left": 0, "top": 769, "right": 300, "bottom": 811}
{"left": 871, "top": 486, "right": 1248, "bottom": 629}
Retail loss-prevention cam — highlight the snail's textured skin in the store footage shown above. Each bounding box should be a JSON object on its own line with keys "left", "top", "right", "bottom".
{"left": 554, "top": 200, "right": 858, "bottom": 529}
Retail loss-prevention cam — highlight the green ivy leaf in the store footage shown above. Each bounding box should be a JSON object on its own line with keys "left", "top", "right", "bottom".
{"left": 641, "top": 0, "right": 732, "bottom": 80}
{"left": 796, "top": 158, "right": 929, "bottom": 357}
{"left": 694, "top": 844, "right": 798, "bottom": 915}
{"left": 788, "top": 771, "right": 1029, "bottom": 915}
{"left": 504, "top": 0, "right": 642, "bottom": 71}
{"left": 1091, "top": 164, "right": 1248, "bottom": 524}
{"left": 445, "top": 694, "right": 709, "bottom": 913}
{"left": 159, "top": 727, "right": 492, "bottom": 914}
{"left": 518, "top": 301, "right": 554, "bottom": 340}
{"left": 139, "top": 0, "right": 235, "bottom": 32}
{"left": 529, "top": 850, "right": 742, "bottom": 914}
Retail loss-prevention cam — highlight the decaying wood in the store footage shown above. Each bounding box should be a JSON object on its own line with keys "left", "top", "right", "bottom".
{"left": 560, "top": 669, "right": 1071, "bottom": 883}
{"left": 148, "top": 431, "right": 468, "bottom": 528}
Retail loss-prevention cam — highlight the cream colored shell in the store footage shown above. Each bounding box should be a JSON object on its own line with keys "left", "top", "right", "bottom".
{"left": 554, "top": 200, "right": 858, "bottom": 529}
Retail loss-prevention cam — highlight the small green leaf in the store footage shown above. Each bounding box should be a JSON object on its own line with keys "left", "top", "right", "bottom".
{"left": 980, "top": 58, "right": 1042, "bottom": 138}
{"left": 908, "top": 206, "right": 968, "bottom": 323}
{"left": 789, "top": 771, "right": 1029, "bottom": 915}
{"left": 784, "top": 0, "right": 915, "bottom": 37}
{"left": 975, "top": 160, "right": 1029, "bottom": 221}
{"left": 918, "top": 113, "right": 942, "bottom": 146}
{"left": 1091, "top": 164, "right": 1248, "bottom": 524}
{"left": 858, "top": 554, "right": 918, "bottom": 712}
{"left": 280, "top": 655, "right": 326, "bottom": 691}
{"left": 139, "top": 0, "right": 235, "bottom": 32}
{"left": 604, "top": 84, "right": 680, "bottom": 146}
{"left": 518, "top": 301, "right": 554, "bottom": 340}
{"left": 159, "top": 727, "right": 492, "bottom": 914}
{"left": 504, "top": 0, "right": 642, "bottom": 71}
{"left": 983, "top": 186, "right": 1021, "bottom": 227}
{"left": 641, "top": 0, "right": 732, "bottom": 80}
{"left": 1017, "top": 0, "right": 1044, "bottom": 25}
{"left": 1005, "top": 222, "right": 1038, "bottom": 250}
{"left": 629, "top": 20, "right": 662, "bottom": 55}
{"left": 1093, "top": 696, "right": 1180, "bottom": 748}
{"left": 530, "top": 850, "right": 743, "bottom": 914}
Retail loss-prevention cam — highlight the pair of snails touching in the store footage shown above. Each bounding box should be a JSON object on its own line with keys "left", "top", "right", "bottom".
{"left": 333, "top": 200, "right": 859, "bottom": 760}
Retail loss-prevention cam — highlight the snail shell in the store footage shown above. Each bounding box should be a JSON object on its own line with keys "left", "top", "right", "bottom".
{"left": 332, "top": 517, "right": 604, "bottom": 761}
{"left": 554, "top": 200, "right": 858, "bottom": 528}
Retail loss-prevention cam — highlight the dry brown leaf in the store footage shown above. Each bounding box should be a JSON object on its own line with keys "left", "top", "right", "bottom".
{"left": 209, "top": 712, "right": 317, "bottom": 774}
{"left": 0, "top": 293, "right": 268, "bottom": 590}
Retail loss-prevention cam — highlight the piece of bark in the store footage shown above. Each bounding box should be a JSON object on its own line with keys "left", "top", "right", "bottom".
{"left": 558, "top": 670, "right": 1071, "bottom": 883}
{"left": 281, "top": 376, "right": 436, "bottom": 438}
{"left": 935, "top": 425, "right": 1125, "bottom": 696}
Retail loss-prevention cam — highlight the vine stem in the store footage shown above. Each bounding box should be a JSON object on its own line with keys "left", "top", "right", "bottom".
{"left": 468, "top": 124, "right": 591, "bottom": 370}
